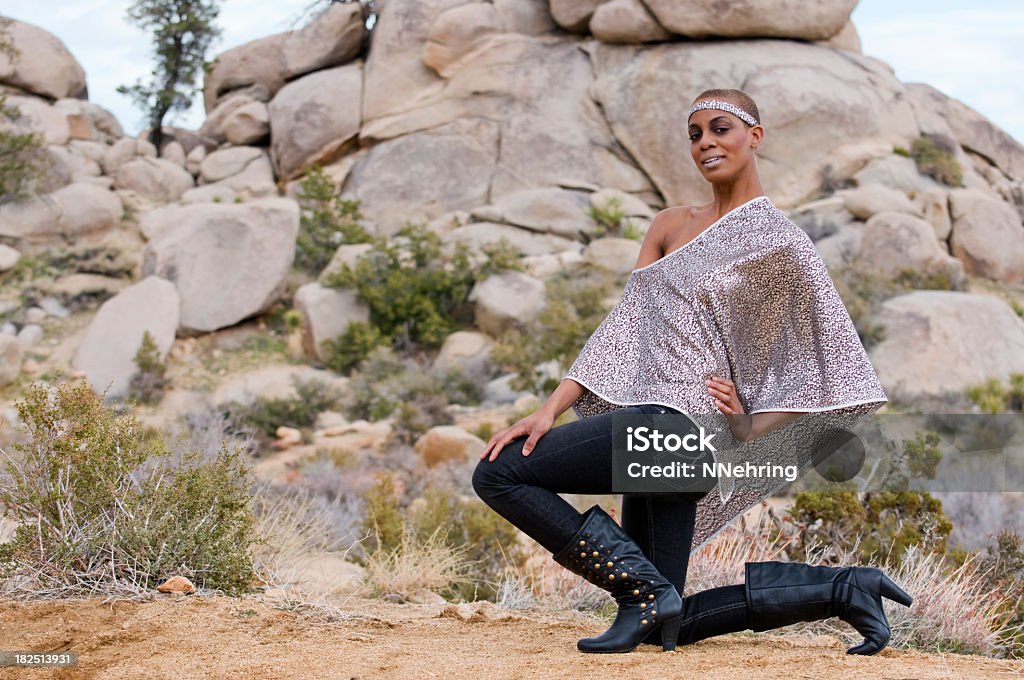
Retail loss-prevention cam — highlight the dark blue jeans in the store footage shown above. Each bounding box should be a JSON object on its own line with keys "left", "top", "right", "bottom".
{"left": 472, "top": 403, "right": 749, "bottom": 645}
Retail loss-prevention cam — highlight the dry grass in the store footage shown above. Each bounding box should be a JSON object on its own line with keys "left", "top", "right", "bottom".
{"left": 361, "top": 524, "right": 473, "bottom": 601}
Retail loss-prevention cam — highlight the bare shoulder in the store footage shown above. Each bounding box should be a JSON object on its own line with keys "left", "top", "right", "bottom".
{"left": 633, "top": 205, "right": 698, "bottom": 270}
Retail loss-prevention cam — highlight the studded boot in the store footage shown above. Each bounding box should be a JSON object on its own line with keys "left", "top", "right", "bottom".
{"left": 745, "top": 561, "right": 914, "bottom": 655}
{"left": 552, "top": 505, "right": 684, "bottom": 653}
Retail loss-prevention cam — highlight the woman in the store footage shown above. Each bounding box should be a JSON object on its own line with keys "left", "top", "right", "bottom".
{"left": 472, "top": 88, "right": 912, "bottom": 655}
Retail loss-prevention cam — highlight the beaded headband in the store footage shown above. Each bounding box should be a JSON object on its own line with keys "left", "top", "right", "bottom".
{"left": 688, "top": 99, "right": 759, "bottom": 127}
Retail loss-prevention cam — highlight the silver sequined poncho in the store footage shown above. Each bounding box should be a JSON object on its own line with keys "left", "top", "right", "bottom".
{"left": 563, "top": 195, "right": 887, "bottom": 551}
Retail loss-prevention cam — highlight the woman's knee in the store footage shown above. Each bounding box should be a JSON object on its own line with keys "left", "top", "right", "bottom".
{"left": 472, "top": 455, "right": 509, "bottom": 502}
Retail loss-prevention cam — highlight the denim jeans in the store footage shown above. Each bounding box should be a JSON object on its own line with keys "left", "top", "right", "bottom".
{"left": 472, "top": 403, "right": 750, "bottom": 645}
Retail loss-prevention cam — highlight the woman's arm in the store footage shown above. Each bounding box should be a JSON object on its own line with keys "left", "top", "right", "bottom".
{"left": 538, "top": 378, "right": 586, "bottom": 420}
{"left": 706, "top": 376, "right": 804, "bottom": 442}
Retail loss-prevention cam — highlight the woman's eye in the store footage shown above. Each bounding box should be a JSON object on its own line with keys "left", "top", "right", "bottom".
{"left": 689, "top": 133, "right": 699, "bottom": 141}
{"left": 715, "top": 127, "right": 728, "bottom": 133}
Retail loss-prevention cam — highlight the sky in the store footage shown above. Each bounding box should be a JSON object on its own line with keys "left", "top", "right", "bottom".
{"left": 2, "top": 0, "right": 1022, "bottom": 145}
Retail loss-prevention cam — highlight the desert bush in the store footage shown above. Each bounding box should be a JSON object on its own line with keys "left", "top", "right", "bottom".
{"left": 911, "top": 133, "right": 964, "bottom": 187}
{"left": 0, "top": 99, "right": 50, "bottom": 201}
{"left": 587, "top": 196, "right": 625, "bottom": 235}
{"left": 320, "top": 320, "right": 388, "bottom": 375}
{"left": 223, "top": 376, "right": 344, "bottom": 442}
{"left": 966, "top": 373, "right": 1024, "bottom": 413}
{"left": 0, "top": 381, "right": 258, "bottom": 597}
{"left": 127, "top": 330, "right": 168, "bottom": 405}
{"left": 785, "top": 429, "right": 952, "bottom": 566}
{"left": 357, "top": 473, "right": 526, "bottom": 601}
{"left": 341, "top": 345, "right": 480, "bottom": 437}
{"left": 294, "top": 165, "right": 373, "bottom": 273}
{"left": 490, "top": 268, "right": 622, "bottom": 393}
{"left": 321, "top": 223, "right": 477, "bottom": 354}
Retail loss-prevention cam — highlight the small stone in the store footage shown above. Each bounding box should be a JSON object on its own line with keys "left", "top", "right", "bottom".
{"left": 156, "top": 575, "right": 197, "bottom": 594}
{"left": 0, "top": 244, "right": 21, "bottom": 272}
{"left": 273, "top": 426, "right": 302, "bottom": 449}
{"left": 0, "top": 322, "right": 16, "bottom": 336}
{"left": 22, "top": 358, "right": 39, "bottom": 374}
{"left": 25, "top": 307, "right": 47, "bottom": 323}
{"left": 39, "top": 297, "right": 70, "bottom": 318}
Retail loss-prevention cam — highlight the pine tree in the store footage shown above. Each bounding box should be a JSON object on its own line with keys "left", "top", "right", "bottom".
{"left": 117, "top": 0, "right": 221, "bottom": 150}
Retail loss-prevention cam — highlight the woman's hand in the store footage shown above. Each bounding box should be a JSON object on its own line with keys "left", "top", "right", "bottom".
{"left": 706, "top": 376, "right": 752, "bottom": 442}
{"left": 706, "top": 376, "right": 744, "bottom": 414}
{"left": 479, "top": 409, "right": 555, "bottom": 462}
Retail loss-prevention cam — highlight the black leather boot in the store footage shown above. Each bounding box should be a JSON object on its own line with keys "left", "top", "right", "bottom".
{"left": 745, "top": 561, "right": 914, "bottom": 655}
{"left": 552, "top": 505, "right": 684, "bottom": 653}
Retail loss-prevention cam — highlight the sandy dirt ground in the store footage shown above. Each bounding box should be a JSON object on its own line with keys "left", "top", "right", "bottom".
{"left": 1, "top": 595, "right": 1022, "bottom": 680}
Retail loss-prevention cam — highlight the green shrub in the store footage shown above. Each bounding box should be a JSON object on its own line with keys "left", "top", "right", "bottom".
{"left": 0, "top": 381, "right": 258, "bottom": 595}
{"left": 223, "top": 377, "right": 344, "bottom": 441}
{"left": 966, "top": 373, "right": 1024, "bottom": 413}
{"left": 971, "top": 529, "right": 1024, "bottom": 657}
{"left": 910, "top": 134, "right": 964, "bottom": 187}
{"left": 342, "top": 345, "right": 480, "bottom": 429}
{"left": 0, "top": 97, "right": 50, "bottom": 201}
{"left": 893, "top": 146, "right": 911, "bottom": 158}
{"left": 295, "top": 165, "right": 373, "bottom": 273}
{"left": 322, "top": 223, "right": 477, "bottom": 352}
{"left": 128, "top": 330, "right": 168, "bottom": 405}
{"left": 588, "top": 196, "right": 625, "bottom": 235}
{"left": 320, "top": 320, "right": 388, "bottom": 375}
{"left": 491, "top": 269, "right": 621, "bottom": 393}
{"left": 786, "top": 430, "right": 951, "bottom": 567}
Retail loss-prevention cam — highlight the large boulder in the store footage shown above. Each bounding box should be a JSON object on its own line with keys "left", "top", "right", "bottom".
{"left": 50, "top": 182, "right": 124, "bottom": 237}
{"left": 643, "top": 0, "right": 856, "bottom": 40}
{"left": 949, "top": 189, "right": 1024, "bottom": 283}
{"left": 52, "top": 99, "right": 123, "bottom": 143}
{"left": 855, "top": 211, "right": 964, "bottom": 285}
{"left": 292, "top": 282, "right": 370, "bottom": 362}
{"left": 203, "top": 33, "right": 288, "bottom": 112}
{"left": 470, "top": 187, "right": 597, "bottom": 239}
{"left": 468, "top": 271, "right": 546, "bottom": 336}
{"left": 203, "top": 3, "right": 365, "bottom": 111}
{"left": 141, "top": 198, "right": 300, "bottom": 332}
{"left": 0, "top": 19, "right": 87, "bottom": 99}
{"left": 0, "top": 94, "right": 71, "bottom": 145}
{"left": 550, "top": 0, "right": 608, "bottom": 33}
{"left": 0, "top": 182, "right": 122, "bottom": 240}
{"left": 590, "top": 0, "right": 671, "bottom": 44}
{"left": 432, "top": 330, "right": 494, "bottom": 381}
{"left": 869, "top": 291, "right": 1024, "bottom": 399}
{"left": 423, "top": 4, "right": 504, "bottom": 74}
{"left": 343, "top": 117, "right": 500, "bottom": 235}
{"left": 114, "top": 157, "right": 195, "bottom": 203}
{"left": 589, "top": 39, "right": 919, "bottom": 208}
{"left": 268, "top": 64, "right": 362, "bottom": 181}
{"left": 72, "top": 276, "right": 179, "bottom": 400}
{"left": 281, "top": 1, "right": 365, "bottom": 77}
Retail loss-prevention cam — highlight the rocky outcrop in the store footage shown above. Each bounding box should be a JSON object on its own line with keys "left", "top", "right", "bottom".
{"left": 140, "top": 199, "right": 300, "bottom": 333}
{"left": 0, "top": 19, "right": 87, "bottom": 99}
{"left": 203, "top": 3, "right": 365, "bottom": 111}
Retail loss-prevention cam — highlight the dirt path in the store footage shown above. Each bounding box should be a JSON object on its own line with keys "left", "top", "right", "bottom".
{"left": 1, "top": 595, "right": 1021, "bottom": 679}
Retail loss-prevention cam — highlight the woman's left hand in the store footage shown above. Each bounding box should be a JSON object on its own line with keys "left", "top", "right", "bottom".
{"left": 706, "top": 376, "right": 745, "bottom": 415}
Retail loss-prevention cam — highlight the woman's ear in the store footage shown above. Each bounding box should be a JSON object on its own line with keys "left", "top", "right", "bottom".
{"left": 750, "top": 125, "right": 764, "bottom": 151}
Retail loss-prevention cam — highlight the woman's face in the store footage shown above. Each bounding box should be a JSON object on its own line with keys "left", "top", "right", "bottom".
{"left": 687, "top": 105, "right": 762, "bottom": 181}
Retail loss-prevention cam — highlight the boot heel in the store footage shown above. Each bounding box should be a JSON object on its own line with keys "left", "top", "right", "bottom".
{"left": 879, "top": 574, "right": 913, "bottom": 607}
{"left": 660, "top": 615, "right": 683, "bottom": 651}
